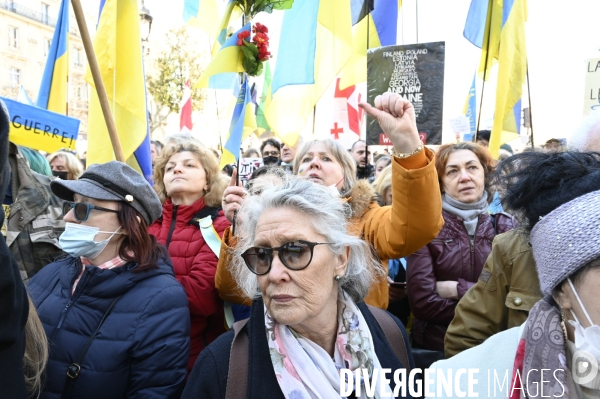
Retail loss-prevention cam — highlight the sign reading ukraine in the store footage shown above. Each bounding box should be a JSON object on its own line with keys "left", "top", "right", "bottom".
{"left": 2, "top": 97, "right": 80, "bottom": 153}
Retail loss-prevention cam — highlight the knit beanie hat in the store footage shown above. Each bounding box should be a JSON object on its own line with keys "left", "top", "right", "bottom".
{"left": 530, "top": 189, "right": 600, "bottom": 295}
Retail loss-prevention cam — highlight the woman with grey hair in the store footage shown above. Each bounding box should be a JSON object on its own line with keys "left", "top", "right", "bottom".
{"left": 183, "top": 178, "right": 415, "bottom": 398}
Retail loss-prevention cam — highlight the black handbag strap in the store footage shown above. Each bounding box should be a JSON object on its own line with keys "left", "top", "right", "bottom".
{"left": 226, "top": 318, "right": 249, "bottom": 399}
{"left": 61, "top": 294, "right": 123, "bottom": 399}
{"left": 367, "top": 305, "right": 412, "bottom": 374}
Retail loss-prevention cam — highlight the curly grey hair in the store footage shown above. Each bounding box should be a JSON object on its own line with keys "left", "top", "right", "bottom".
{"left": 230, "top": 177, "right": 383, "bottom": 303}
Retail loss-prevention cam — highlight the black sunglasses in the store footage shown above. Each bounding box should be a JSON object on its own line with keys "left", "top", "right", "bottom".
{"left": 62, "top": 201, "right": 119, "bottom": 222}
{"left": 241, "top": 240, "right": 333, "bottom": 275}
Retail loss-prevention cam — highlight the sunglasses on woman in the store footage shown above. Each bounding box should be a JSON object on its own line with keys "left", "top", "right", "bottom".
{"left": 62, "top": 201, "right": 119, "bottom": 222}
{"left": 241, "top": 240, "right": 333, "bottom": 275}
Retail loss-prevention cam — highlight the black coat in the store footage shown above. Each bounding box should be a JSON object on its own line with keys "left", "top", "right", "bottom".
{"left": 0, "top": 99, "right": 28, "bottom": 398}
{"left": 182, "top": 298, "right": 416, "bottom": 399}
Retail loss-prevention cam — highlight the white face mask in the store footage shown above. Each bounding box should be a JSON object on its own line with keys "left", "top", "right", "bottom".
{"left": 567, "top": 278, "right": 600, "bottom": 363}
{"left": 59, "top": 222, "right": 123, "bottom": 259}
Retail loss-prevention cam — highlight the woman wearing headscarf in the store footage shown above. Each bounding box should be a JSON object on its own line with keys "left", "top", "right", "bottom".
{"left": 183, "top": 178, "right": 415, "bottom": 398}
{"left": 27, "top": 161, "right": 190, "bottom": 398}
{"left": 215, "top": 93, "right": 444, "bottom": 310}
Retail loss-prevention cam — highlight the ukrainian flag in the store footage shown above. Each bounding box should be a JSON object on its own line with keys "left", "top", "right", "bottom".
{"left": 463, "top": 73, "right": 477, "bottom": 138}
{"left": 194, "top": 23, "right": 250, "bottom": 90}
{"left": 220, "top": 78, "right": 257, "bottom": 169}
{"left": 36, "top": 0, "right": 69, "bottom": 114}
{"left": 464, "top": 0, "right": 527, "bottom": 158}
{"left": 340, "top": 0, "right": 401, "bottom": 90}
{"left": 183, "top": 0, "right": 220, "bottom": 39}
{"left": 264, "top": 0, "right": 353, "bottom": 146}
{"left": 85, "top": 0, "right": 152, "bottom": 182}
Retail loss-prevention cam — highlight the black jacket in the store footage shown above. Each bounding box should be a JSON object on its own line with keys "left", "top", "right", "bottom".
{"left": 357, "top": 164, "right": 374, "bottom": 180}
{"left": 0, "top": 99, "right": 28, "bottom": 398}
{"left": 182, "top": 298, "right": 415, "bottom": 399}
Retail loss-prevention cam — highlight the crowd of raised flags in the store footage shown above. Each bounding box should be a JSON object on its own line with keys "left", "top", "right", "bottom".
{"left": 6, "top": 0, "right": 529, "bottom": 182}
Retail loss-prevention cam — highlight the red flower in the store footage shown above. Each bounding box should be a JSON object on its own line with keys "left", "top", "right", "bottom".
{"left": 254, "top": 22, "right": 268, "bottom": 34}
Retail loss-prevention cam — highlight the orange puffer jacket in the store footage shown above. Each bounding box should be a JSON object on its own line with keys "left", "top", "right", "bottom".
{"left": 215, "top": 148, "right": 444, "bottom": 309}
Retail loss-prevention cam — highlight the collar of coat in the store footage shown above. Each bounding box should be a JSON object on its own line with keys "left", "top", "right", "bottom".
{"left": 344, "top": 179, "right": 377, "bottom": 219}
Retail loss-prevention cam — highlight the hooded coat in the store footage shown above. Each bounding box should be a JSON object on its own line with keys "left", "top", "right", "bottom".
{"left": 27, "top": 255, "right": 190, "bottom": 399}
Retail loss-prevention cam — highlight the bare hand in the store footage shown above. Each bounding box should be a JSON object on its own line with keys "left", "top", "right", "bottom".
{"left": 387, "top": 276, "right": 407, "bottom": 303}
{"left": 359, "top": 93, "right": 422, "bottom": 154}
{"left": 435, "top": 281, "right": 459, "bottom": 300}
{"left": 222, "top": 169, "right": 246, "bottom": 223}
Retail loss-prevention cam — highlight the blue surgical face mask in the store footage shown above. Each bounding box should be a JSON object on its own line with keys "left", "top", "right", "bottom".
{"left": 59, "top": 222, "right": 123, "bottom": 259}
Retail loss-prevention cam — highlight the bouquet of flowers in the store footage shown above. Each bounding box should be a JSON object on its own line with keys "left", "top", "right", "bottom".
{"left": 237, "top": 23, "right": 271, "bottom": 76}
{"left": 232, "top": 0, "right": 294, "bottom": 77}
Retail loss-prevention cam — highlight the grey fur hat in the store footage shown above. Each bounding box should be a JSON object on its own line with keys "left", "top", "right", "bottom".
{"left": 51, "top": 161, "right": 162, "bottom": 225}
{"left": 530, "top": 189, "right": 600, "bottom": 295}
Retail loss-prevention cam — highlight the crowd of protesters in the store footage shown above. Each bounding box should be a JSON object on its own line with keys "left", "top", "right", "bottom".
{"left": 2, "top": 94, "right": 600, "bottom": 398}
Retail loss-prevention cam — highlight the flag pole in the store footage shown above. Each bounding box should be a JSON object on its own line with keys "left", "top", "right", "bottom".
{"left": 526, "top": 63, "right": 534, "bottom": 148}
{"left": 71, "top": 0, "right": 125, "bottom": 162}
{"left": 475, "top": 6, "right": 494, "bottom": 142}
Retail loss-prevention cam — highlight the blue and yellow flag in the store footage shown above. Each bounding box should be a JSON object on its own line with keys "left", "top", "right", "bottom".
{"left": 463, "top": 73, "right": 477, "bottom": 139}
{"left": 183, "top": 0, "right": 220, "bottom": 38}
{"left": 194, "top": 23, "right": 250, "bottom": 89}
{"left": 255, "top": 61, "right": 272, "bottom": 134}
{"left": 340, "top": 0, "right": 401, "bottom": 89}
{"left": 220, "top": 79, "right": 257, "bottom": 169}
{"left": 36, "top": 0, "right": 69, "bottom": 114}
{"left": 85, "top": 0, "right": 152, "bottom": 181}
{"left": 265, "top": 0, "right": 353, "bottom": 146}
{"left": 464, "top": 0, "right": 527, "bottom": 157}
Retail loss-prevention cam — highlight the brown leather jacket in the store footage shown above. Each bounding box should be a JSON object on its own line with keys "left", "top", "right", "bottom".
{"left": 444, "top": 229, "right": 542, "bottom": 357}
{"left": 407, "top": 210, "right": 517, "bottom": 351}
{"left": 215, "top": 148, "right": 444, "bottom": 309}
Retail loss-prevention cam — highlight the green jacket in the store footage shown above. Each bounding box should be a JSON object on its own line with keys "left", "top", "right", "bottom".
{"left": 5, "top": 143, "right": 65, "bottom": 279}
{"left": 444, "top": 229, "right": 543, "bottom": 358}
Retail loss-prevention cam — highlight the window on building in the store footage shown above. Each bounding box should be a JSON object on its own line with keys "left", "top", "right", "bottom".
{"left": 8, "top": 26, "right": 19, "bottom": 49}
{"left": 9, "top": 67, "right": 20, "bottom": 88}
{"left": 44, "top": 38, "right": 51, "bottom": 57}
{"left": 41, "top": 3, "right": 50, "bottom": 24}
{"left": 74, "top": 48, "right": 82, "bottom": 66}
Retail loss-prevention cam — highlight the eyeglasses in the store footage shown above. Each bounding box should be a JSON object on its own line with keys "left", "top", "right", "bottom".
{"left": 241, "top": 240, "right": 333, "bottom": 275}
{"left": 62, "top": 201, "right": 119, "bottom": 222}
{"left": 262, "top": 151, "right": 280, "bottom": 157}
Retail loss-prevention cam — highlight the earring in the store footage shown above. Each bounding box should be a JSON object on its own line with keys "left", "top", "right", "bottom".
{"left": 334, "top": 275, "right": 341, "bottom": 282}
{"left": 560, "top": 310, "right": 569, "bottom": 343}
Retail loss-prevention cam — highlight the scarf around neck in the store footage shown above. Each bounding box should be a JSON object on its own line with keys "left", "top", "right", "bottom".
{"left": 442, "top": 192, "right": 489, "bottom": 236}
{"left": 265, "top": 291, "right": 391, "bottom": 399}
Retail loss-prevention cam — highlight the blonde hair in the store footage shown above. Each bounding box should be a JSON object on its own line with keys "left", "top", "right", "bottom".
{"left": 47, "top": 151, "right": 84, "bottom": 179}
{"left": 372, "top": 164, "right": 392, "bottom": 204}
{"left": 24, "top": 296, "right": 48, "bottom": 398}
{"left": 293, "top": 139, "right": 357, "bottom": 195}
{"left": 153, "top": 140, "right": 228, "bottom": 207}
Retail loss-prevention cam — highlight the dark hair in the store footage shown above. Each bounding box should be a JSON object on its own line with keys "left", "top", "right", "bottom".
{"left": 476, "top": 130, "right": 491, "bottom": 142}
{"left": 222, "top": 164, "right": 234, "bottom": 177}
{"left": 494, "top": 151, "right": 600, "bottom": 232}
{"left": 151, "top": 140, "right": 164, "bottom": 151}
{"left": 260, "top": 139, "right": 281, "bottom": 154}
{"left": 351, "top": 140, "right": 366, "bottom": 151}
{"left": 117, "top": 204, "right": 168, "bottom": 272}
{"left": 435, "top": 142, "right": 496, "bottom": 201}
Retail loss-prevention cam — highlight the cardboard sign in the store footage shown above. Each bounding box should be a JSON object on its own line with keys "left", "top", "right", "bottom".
{"left": 584, "top": 58, "right": 600, "bottom": 116}
{"left": 367, "top": 42, "right": 445, "bottom": 145}
{"left": 450, "top": 115, "right": 471, "bottom": 134}
{"left": 1, "top": 97, "right": 80, "bottom": 153}
{"left": 239, "top": 157, "right": 264, "bottom": 186}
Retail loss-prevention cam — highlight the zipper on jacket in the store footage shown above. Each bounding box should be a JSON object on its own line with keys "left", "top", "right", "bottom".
{"left": 57, "top": 266, "right": 89, "bottom": 329}
{"left": 165, "top": 205, "right": 178, "bottom": 249}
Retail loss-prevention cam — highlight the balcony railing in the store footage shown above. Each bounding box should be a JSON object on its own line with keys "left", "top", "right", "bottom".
{"left": 0, "top": 2, "right": 57, "bottom": 27}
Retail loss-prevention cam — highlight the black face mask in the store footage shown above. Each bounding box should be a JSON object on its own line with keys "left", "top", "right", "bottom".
{"left": 52, "top": 170, "right": 69, "bottom": 180}
{"left": 263, "top": 156, "right": 279, "bottom": 166}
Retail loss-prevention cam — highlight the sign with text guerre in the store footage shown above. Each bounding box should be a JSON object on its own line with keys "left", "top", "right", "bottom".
{"left": 584, "top": 58, "right": 600, "bottom": 116}
{"left": 366, "top": 42, "right": 445, "bottom": 145}
{"left": 2, "top": 97, "right": 80, "bottom": 153}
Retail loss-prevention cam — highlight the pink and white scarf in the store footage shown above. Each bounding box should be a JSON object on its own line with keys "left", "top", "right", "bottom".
{"left": 265, "top": 291, "right": 392, "bottom": 399}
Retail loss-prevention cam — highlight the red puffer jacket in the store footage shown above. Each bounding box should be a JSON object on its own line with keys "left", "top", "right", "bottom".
{"left": 148, "top": 197, "right": 230, "bottom": 373}
{"left": 407, "top": 210, "right": 517, "bottom": 351}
